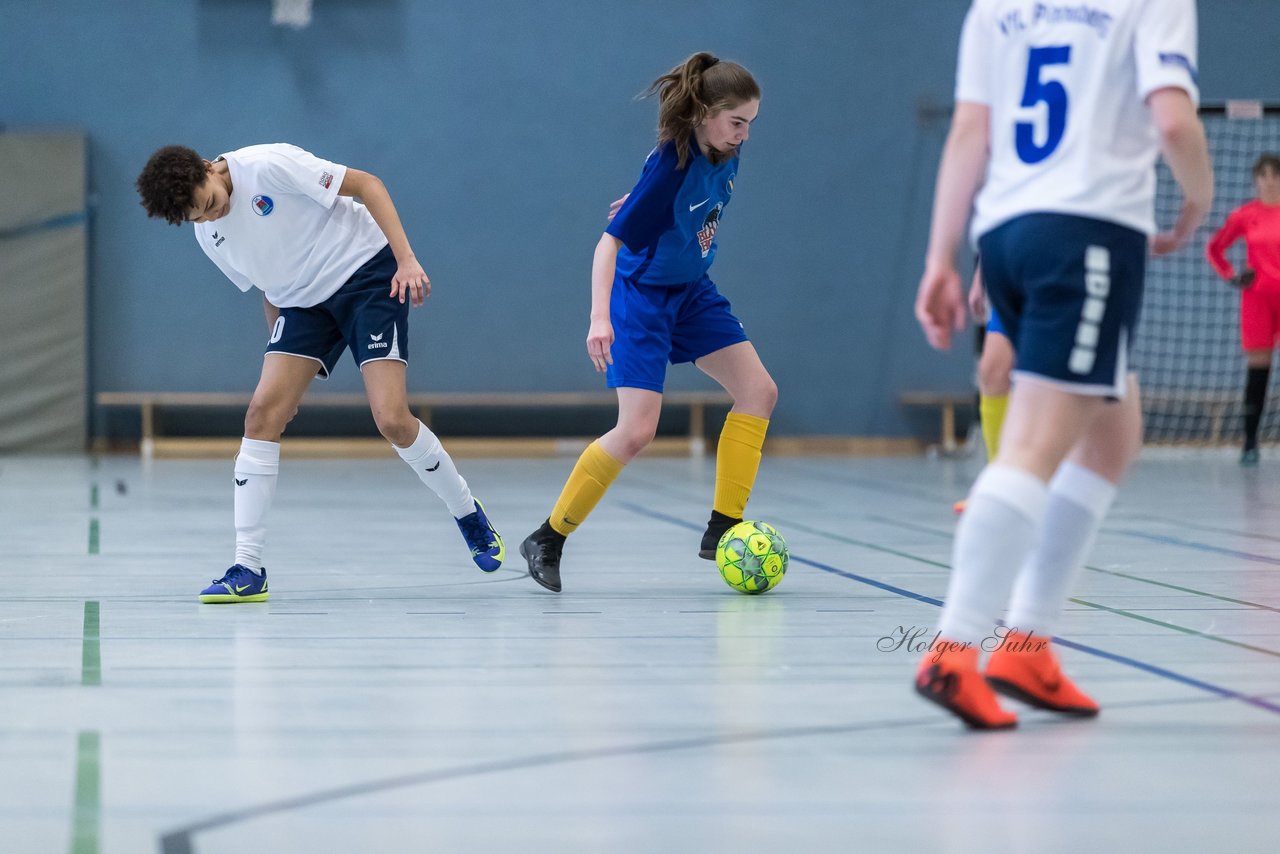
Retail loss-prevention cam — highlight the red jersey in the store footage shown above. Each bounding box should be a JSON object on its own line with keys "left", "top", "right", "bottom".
{"left": 1206, "top": 200, "right": 1280, "bottom": 293}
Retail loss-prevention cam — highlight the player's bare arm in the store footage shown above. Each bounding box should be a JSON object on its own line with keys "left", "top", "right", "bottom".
{"left": 338, "top": 168, "right": 430, "bottom": 306}
{"left": 587, "top": 234, "right": 621, "bottom": 372}
{"left": 1149, "top": 87, "right": 1214, "bottom": 256}
{"left": 967, "top": 265, "right": 987, "bottom": 323}
{"left": 916, "top": 101, "right": 990, "bottom": 351}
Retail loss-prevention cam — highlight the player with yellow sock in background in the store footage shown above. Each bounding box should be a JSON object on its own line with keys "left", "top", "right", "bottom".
{"left": 955, "top": 265, "right": 1014, "bottom": 513}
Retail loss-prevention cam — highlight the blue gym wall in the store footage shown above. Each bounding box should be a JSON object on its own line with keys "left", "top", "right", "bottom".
{"left": 3, "top": 0, "right": 1279, "bottom": 439}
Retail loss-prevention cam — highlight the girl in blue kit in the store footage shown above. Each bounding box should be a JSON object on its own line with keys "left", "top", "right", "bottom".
{"left": 519, "top": 52, "right": 777, "bottom": 593}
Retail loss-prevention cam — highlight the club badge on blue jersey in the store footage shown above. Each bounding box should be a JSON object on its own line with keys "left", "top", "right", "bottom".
{"left": 252, "top": 195, "right": 274, "bottom": 216}
{"left": 697, "top": 203, "right": 724, "bottom": 257}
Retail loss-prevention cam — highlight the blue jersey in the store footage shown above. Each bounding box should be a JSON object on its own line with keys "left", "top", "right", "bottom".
{"left": 606, "top": 140, "right": 738, "bottom": 286}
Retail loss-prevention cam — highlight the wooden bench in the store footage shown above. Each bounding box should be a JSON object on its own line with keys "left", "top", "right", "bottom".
{"left": 95, "top": 390, "right": 733, "bottom": 458}
{"left": 898, "top": 391, "right": 974, "bottom": 454}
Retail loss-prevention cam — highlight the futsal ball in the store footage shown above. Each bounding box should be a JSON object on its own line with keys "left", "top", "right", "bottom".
{"left": 715, "top": 521, "right": 788, "bottom": 594}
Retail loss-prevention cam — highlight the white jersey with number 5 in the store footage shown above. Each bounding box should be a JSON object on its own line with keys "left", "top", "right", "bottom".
{"left": 958, "top": 0, "right": 1199, "bottom": 241}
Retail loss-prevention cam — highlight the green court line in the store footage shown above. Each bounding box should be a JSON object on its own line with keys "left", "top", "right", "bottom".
{"left": 70, "top": 730, "right": 100, "bottom": 854}
{"left": 1072, "top": 597, "right": 1280, "bottom": 658}
{"left": 770, "top": 517, "right": 1280, "bottom": 659}
{"left": 88, "top": 519, "right": 99, "bottom": 555}
{"left": 865, "top": 514, "right": 1280, "bottom": 613}
{"left": 82, "top": 602, "right": 100, "bottom": 687}
{"left": 89, "top": 483, "right": 98, "bottom": 510}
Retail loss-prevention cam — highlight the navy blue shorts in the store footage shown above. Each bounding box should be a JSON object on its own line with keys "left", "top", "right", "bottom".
{"left": 606, "top": 274, "right": 748, "bottom": 393}
{"left": 978, "top": 214, "right": 1146, "bottom": 397}
{"left": 265, "top": 245, "right": 407, "bottom": 379}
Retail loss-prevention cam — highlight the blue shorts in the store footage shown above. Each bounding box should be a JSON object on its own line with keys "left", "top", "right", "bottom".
{"left": 265, "top": 245, "right": 407, "bottom": 379}
{"left": 606, "top": 274, "right": 748, "bottom": 393}
{"left": 978, "top": 213, "right": 1146, "bottom": 397}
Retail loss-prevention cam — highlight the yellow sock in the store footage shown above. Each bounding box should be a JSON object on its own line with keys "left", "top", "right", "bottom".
{"left": 549, "top": 440, "right": 624, "bottom": 536}
{"left": 979, "top": 393, "right": 1009, "bottom": 462}
{"left": 713, "top": 412, "right": 770, "bottom": 518}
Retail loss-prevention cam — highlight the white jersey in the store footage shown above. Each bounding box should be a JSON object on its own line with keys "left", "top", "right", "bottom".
{"left": 193, "top": 144, "right": 388, "bottom": 308}
{"left": 957, "top": 0, "right": 1199, "bottom": 240}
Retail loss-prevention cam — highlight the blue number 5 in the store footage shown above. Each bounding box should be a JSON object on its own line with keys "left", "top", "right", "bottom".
{"left": 1016, "top": 45, "right": 1071, "bottom": 164}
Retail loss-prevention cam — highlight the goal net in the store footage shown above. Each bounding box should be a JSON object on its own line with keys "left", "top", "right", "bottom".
{"left": 1135, "top": 102, "right": 1280, "bottom": 445}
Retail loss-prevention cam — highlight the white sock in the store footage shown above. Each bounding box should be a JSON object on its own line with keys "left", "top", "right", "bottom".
{"left": 394, "top": 420, "right": 474, "bottom": 518}
{"left": 937, "top": 465, "right": 1049, "bottom": 644}
{"left": 1006, "top": 462, "right": 1117, "bottom": 637}
{"left": 233, "top": 438, "right": 279, "bottom": 573}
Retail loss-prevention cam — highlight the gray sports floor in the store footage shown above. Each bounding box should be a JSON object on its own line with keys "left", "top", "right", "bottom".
{"left": 4, "top": 449, "right": 1278, "bottom": 853}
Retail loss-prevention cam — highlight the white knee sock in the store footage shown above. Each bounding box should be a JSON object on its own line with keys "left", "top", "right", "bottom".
{"left": 233, "top": 438, "right": 280, "bottom": 573}
{"left": 394, "top": 420, "right": 474, "bottom": 518}
{"left": 1006, "top": 462, "right": 1117, "bottom": 637}
{"left": 938, "top": 465, "right": 1049, "bottom": 644}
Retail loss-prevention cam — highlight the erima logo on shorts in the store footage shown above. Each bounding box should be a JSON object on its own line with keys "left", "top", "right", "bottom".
{"left": 1069, "top": 245, "right": 1110, "bottom": 375}
{"left": 252, "top": 195, "right": 273, "bottom": 216}
{"left": 368, "top": 332, "right": 389, "bottom": 350}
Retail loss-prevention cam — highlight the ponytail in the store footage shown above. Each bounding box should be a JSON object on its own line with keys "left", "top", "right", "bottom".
{"left": 644, "top": 52, "right": 759, "bottom": 168}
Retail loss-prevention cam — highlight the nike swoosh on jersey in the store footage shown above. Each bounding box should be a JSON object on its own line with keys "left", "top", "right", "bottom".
{"left": 689, "top": 199, "right": 710, "bottom": 212}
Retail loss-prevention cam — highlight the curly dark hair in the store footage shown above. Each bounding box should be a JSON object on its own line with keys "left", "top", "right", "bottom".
{"left": 136, "top": 145, "right": 207, "bottom": 225}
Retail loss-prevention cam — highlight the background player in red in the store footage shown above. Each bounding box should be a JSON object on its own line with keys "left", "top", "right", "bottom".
{"left": 1206, "top": 153, "right": 1280, "bottom": 465}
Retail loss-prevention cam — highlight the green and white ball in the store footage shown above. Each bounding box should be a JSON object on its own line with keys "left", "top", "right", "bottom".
{"left": 715, "top": 521, "right": 788, "bottom": 594}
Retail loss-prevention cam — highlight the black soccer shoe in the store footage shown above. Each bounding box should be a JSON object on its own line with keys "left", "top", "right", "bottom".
{"left": 698, "top": 510, "right": 743, "bottom": 560}
{"left": 520, "top": 520, "right": 566, "bottom": 593}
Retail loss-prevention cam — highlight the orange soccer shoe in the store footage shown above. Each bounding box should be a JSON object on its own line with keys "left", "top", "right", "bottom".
{"left": 915, "top": 644, "right": 1018, "bottom": 730}
{"left": 985, "top": 632, "right": 1099, "bottom": 717}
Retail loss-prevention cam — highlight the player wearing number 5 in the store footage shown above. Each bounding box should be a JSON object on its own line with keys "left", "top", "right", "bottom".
{"left": 914, "top": 0, "right": 1212, "bottom": 728}
{"left": 1206, "top": 153, "right": 1280, "bottom": 465}
{"left": 136, "top": 144, "right": 504, "bottom": 602}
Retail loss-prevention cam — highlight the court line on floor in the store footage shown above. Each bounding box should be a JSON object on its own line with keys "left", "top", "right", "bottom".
{"left": 88, "top": 480, "right": 99, "bottom": 555}
{"left": 1121, "top": 512, "right": 1280, "bottom": 545}
{"left": 774, "top": 463, "right": 1280, "bottom": 566}
{"left": 82, "top": 602, "right": 101, "bottom": 687}
{"left": 151, "top": 642, "right": 1280, "bottom": 852}
{"left": 620, "top": 503, "right": 1280, "bottom": 716}
{"left": 866, "top": 514, "right": 1280, "bottom": 614}
{"left": 70, "top": 730, "right": 100, "bottom": 854}
{"left": 1109, "top": 529, "right": 1280, "bottom": 567}
{"left": 151, "top": 715, "right": 978, "bottom": 853}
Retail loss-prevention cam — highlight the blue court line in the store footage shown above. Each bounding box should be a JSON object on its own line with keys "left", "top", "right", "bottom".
{"left": 619, "top": 502, "right": 1280, "bottom": 718}
{"left": 0, "top": 210, "right": 88, "bottom": 241}
{"left": 1110, "top": 529, "right": 1280, "bottom": 567}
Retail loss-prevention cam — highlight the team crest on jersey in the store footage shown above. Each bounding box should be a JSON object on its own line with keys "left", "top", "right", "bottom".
{"left": 697, "top": 203, "right": 724, "bottom": 258}
{"left": 252, "top": 195, "right": 274, "bottom": 216}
